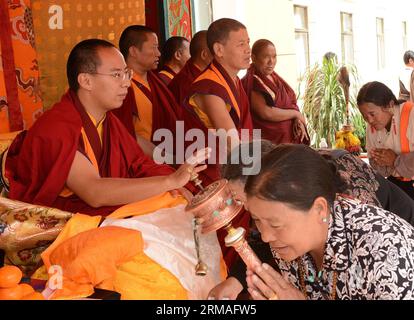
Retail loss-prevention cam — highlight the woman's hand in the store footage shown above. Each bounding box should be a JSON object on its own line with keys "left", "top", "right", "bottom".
{"left": 168, "top": 148, "right": 211, "bottom": 189}
{"left": 207, "top": 277, "right": 244, "bottom": 300}
{"left": 246, "top": 263, "right": 305, "bottom": 300}
{"left": 370, "top": 148, "right": 397, "bottom": 167}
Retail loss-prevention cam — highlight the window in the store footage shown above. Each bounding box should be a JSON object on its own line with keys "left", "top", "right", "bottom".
{"left": 294, "top": 5, "right": 310, "bottom": 79}
{"left": 402, "top": 21, "right": 407, "bottom": 51}
{"left": 376, "top": 17, "right": 385, "bottom": 69}
{"left": 192, "top": 0, "right": 213, "bottom": 32}
{"left": 340, "top": 12, "right": 354, "bottom": 65}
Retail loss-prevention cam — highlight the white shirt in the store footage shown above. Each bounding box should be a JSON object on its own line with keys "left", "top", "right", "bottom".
{"left": 400, "top": 66, "right": 414, "bottom": 92}
{"left": 366, "top": 104, "right": 414, "bottom": 178}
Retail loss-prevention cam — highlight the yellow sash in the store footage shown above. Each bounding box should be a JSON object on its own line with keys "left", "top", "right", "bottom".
{"left": 132, "top": 75, "right": 153, "bottom": 141}
{"left": 159, "top": 70, "right": 174, "bottom": 80}
{"left": 59, "top": 114, "right": 103, "bottom": 197}
{"left": 189, "top": 64, "right": 241, "bottom": 128}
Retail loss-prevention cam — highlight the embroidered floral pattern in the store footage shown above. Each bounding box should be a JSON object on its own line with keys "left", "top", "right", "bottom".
{"left": 36, "top": 216, "right": 59, "bottom": 230}
{"left": 272, "top": 196, "right": 414, "bottom": 299}
{"left": 335, "top": 153, "right": 381, "bottom": 207}
{"left": 17, "top": 249, "right": 33, "bottom": 262}
{"left": 13, "top": 211, "right": 28, "bottom": 222}
{"left": 318, "top": 150, "right": 381, "bottom": 207}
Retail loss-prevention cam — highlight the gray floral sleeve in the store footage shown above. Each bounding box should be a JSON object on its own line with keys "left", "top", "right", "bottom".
{"left": 350, "top": 204, "right": 414, "bottom": 299}
{"left": 272, "top": 197, "right": 414, "bottom": 300}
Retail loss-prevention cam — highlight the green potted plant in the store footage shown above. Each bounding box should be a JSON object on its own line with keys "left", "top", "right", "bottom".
{"left": 299, "top": 55, "right": 366, "bottom": 150}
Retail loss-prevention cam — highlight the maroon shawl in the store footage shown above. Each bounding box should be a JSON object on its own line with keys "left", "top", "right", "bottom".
{"left": 168, "top": 60, "right": 202, "bottom": 104}
{"left": 112, "top": 71, "right": 183, "bottom": 145}
{"left": 242, "top": 65, "right": 309, "bottom": 145}
{"left": 6, "top": 90, "right": 175, "bottom": 216}
{"left": 158, "top": 65, "right": 177, "bottom": 86}
{"left": 183, "top": 59, "right": 253, "bottom": 185}
{"left": 182, "top": 60, "right": 253, "bottom": 268}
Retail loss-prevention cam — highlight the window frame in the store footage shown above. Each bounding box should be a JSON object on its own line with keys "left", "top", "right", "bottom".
{"left": 402, "top": 21, "right": 407, "bottom": 52}
{"left": 294, "top": 5, "right": 310, "bottom": 79}
{"left": 376, "top": 17, "right": 385, "bottom": 70}
{"left": 340, "top": 12, "right": 354, "bottom": 65}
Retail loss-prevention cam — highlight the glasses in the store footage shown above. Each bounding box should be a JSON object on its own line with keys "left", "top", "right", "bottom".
{"left": 90, "top": 68, "right": 133, "bottom": 81}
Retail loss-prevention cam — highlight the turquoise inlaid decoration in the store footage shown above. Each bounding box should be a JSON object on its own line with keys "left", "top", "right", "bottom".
{"left": 212, "top": 210, "right": 220, "bottom": 217}
{"left": 226, "top": 198, "right": 233, "bottom": 206}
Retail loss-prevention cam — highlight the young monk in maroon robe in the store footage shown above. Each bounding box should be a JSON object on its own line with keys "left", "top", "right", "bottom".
{"left": 158, "top": 36, "right": 190, "bottom": 86}
{"left": 5, "top": 39, "right": 207, "bottom": 217}
{"left": 113, "top": 26, "right": 189, "bottom": 158}
{"left": 242, "top": 39, "right": 309, "bottom": 145}
{"left": 168, "top": 30, "right": 213, "bottom": 105}
{"left": 182, "top": 18, "right": 254, "bottom": 269}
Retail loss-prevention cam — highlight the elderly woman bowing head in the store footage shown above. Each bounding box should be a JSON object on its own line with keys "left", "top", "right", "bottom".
{"left": 245, "top": 144, "right": 414, "bottom": 300}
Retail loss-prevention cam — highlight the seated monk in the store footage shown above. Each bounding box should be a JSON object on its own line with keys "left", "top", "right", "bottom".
{"left": 242, "top": 39, "right": 309, "bottom": 145}
{"left": 3, "top": 39, "right": 225, "bottom": 299}
{"left": 4, "top": 39, "right": 206, "bottom": 217}
{"left": 183, "top": 18, "right": 253, "bottom": 185}
{"left": 168, "top": 30, "right": 213, "bottom": 105}
{"left": 158, "top": 36, "right": 190, "bottom": 86}
{"left": 182, "top": 18, "right": 254, "bottom": 269}
{"left": 113, "top": 26, "right": 186, "bottom": 157}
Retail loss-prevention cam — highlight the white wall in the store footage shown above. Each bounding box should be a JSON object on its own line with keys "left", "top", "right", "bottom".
{"left": 211, "top": 0, "right": 296, "bottom": 87}
{"left": 210, "top": 0, "right": 414, "bottom": 97}
{"left": 296, "top": 0, "right": 414, "bottom": 95}
{"left": 193, "top": 0, "right": 214, "bottom": 32}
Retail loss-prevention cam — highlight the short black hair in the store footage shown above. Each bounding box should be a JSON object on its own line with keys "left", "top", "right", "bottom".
{"left": 245, "top": 144, "right": 346, "bottom": 210}
{"left": 190, "top": 30, "right": 208, "bottom": 58}
{"left": 66, "top": 38, "right": 115, "bottom": 91}
{"left": 357, "top": 81, "right": 403, "bottom": 108}
{"left": 251, "top": 39, "right": 275, "bottom": 57}
{"left": 207, "top": 18, "right": 246, "bottom": 56}
{"left": 221, "top": 140, "right": 276, "bottom": 183}
{"left": 119, "top": 25, "right": 155, "bottom": 59}
{"left": 403, "top": 50, "right": 414, "bottom": 65}
{"left": 161, "top": 36, "right": 189, "bottom": 64}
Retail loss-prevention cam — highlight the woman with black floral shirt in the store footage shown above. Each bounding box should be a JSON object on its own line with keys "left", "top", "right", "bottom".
{"left": 244, "top": 144, "right": 414, "bottom": 300}
{"left": 209, "top": 141, "right": 412, "bottom": 299}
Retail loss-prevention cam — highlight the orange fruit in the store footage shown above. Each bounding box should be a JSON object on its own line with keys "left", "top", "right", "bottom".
{"left": 0, "top": 285, "right": 24, "bottom": 300}
{"left": 0, "top": 266, "right": 23, "bottom": 288}
{"left": 19, "top": 283, "right": 35, "bottom": 297}
{"left": 21, "top": 291, "right": 45, "bottom": 300}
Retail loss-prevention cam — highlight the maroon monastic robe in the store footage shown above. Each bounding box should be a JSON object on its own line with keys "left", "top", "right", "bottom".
{"left": 242, "top": 65, "right": 310, "bottom": 145}
{"left": 168, "top": 60, "right": 202, "bottom": 104}
{"left": 5, "top": 90, "right": 175, "bottom": 217}
{"left": 183, "top": 59, "right": 253, "bottom": 184}
{"left": 112, "top": 71, "right": 183, "bottom": 144}
{"left": 158, "top": 65, "right": 177, "bottom": 86}
{"left": 183, "top": 59, "right": 253, "bottom": 268}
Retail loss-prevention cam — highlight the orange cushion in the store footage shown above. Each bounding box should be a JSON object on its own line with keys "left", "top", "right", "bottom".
{"left": 48, "top": 226, "right": 142, "bottom": 298}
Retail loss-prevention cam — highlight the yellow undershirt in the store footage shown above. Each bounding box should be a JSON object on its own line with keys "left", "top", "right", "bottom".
{"left": 59, "top": 112, "right": 105, "bottom": 197}
{"left": 131, "top": 74, "right": 153, "bottom": 141}
{"left": 188, "top": 65, "right": 239, "bottom": 129}
{"left": 86, "top": 112, "right": 106, "bottom": 145}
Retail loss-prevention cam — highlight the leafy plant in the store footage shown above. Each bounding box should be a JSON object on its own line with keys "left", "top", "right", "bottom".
{"left": 299, "top": 58, "right": 365, "bottom": 149}
{"left": 349, "top": 102, "right": 367, "bottom": 151}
